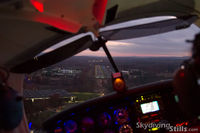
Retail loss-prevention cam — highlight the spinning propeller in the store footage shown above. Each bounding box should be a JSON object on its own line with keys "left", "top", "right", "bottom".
{"left": 11, "top": 15, "right": 197, "bottom": 73}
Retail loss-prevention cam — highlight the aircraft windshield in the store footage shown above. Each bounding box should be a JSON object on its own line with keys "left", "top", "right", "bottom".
{"left": 23, "top": 22, "right": 200, "bottom": 131}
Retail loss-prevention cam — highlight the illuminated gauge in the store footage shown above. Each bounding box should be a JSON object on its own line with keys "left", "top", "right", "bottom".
{"left": 81, "top": 117, "right": 95, "bottom": 133}
{"left": 64, "top": 120, "right": 77, "bottom": 133}
{"left": 98, "top": 112, "right": 112, "bottom": 127}
{"left": 119, "top": 124, "right": 133, "bottom": 133}
{"left": 114, "top": 108, "right": 129, "bottom": 125}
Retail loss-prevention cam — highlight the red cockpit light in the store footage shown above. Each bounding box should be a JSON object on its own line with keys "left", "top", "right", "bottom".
{"left": 30, "top": 0, "right": 44, "bottom": 13}
{"left": 179, "top": 71, "right": 185, "bottom": 78}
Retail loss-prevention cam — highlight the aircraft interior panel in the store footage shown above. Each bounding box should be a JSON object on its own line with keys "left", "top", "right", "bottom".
{"left": 43, "top": 80, "right": 184, "bottom": 133}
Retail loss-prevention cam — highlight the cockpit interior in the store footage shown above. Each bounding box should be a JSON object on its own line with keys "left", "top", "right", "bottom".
{"left": 0, "top": 0, "right": 200, "bottom": 133}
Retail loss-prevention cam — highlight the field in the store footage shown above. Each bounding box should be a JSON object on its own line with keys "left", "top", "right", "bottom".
{"left": 71, "top": 92, "right": 101, "bottom": 101}
{"left": 26, "top": 92, "right": 101, "bottom": 129}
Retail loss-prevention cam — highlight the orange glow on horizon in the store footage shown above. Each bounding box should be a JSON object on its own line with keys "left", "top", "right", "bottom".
{"left": 77, "top": 49, "right": 190, "bottom": 57}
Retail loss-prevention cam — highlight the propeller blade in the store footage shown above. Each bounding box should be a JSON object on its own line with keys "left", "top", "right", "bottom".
{"left": 100, "top": 16, "right": 198, "bottom": 40}
{"left": 10, "top": 35, "right": 93, "bottom": 73}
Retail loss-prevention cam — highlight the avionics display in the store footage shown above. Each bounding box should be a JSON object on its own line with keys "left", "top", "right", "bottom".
{"left": 140, "top": 101, "right": 159, "bottom": 114}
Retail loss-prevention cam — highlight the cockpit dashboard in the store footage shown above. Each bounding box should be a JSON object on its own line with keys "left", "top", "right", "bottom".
{"left": 43, "top": 80, "right": 186, "bottom": 133}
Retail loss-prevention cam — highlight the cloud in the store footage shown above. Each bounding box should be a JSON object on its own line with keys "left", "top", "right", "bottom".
{"left": 106, "top": 41, "right": 132, "bottom": 46}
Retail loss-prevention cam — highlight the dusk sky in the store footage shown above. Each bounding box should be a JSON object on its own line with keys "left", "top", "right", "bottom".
{"left": 40, "top": 16, "right": 200, "bottom": 57}
{"left": 78, "top": 24, "right": 200, "bottom": 57}
{"left": 78, "top": 25, "right": 200, "bottom": 57}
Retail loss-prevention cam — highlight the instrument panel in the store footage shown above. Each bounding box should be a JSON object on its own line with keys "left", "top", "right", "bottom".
{"left": 54, "top": 103, "right": 134, "bottom": 133}
{"left": 43, "top": 80, "right": 181, "bottom": 133}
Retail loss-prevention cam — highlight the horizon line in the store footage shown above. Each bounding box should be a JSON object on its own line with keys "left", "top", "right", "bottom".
{"left": 74, "top": 55, "right": 189, "bottom": 58}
